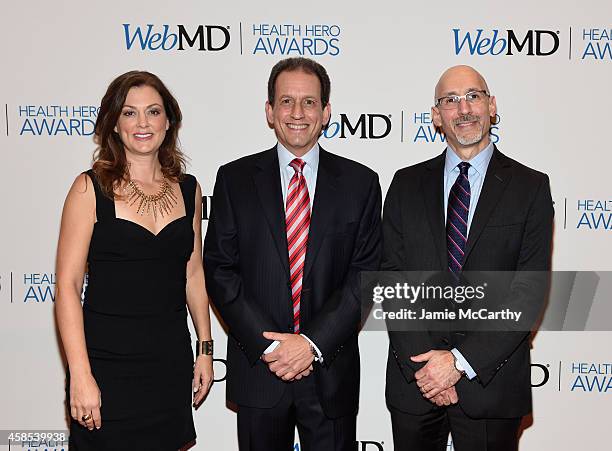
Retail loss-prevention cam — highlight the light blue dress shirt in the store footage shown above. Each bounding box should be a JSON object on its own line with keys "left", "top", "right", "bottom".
{"left": 444, "top": 142, "right": 494, "bottom": 380}
{"left": 277, "top": 142, "right": 319, "bottom": 209}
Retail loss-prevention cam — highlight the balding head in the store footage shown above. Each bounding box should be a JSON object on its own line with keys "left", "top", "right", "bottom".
{"left": 434, "top": 65, "right": 490, "bottom": 102}
{"left": 431, "top": 65, "right": 497, "bottom": 159}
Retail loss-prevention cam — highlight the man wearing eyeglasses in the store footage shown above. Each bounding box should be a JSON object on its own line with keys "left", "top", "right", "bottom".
{"left": 382, "top": 65, "right": 553, "bottom": 451}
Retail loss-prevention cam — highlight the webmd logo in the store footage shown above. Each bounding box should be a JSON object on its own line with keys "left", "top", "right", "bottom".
{"left": 123, "top": 24, "right": 231, "bottom": 52}
{"left": 323, "top": 113, "right": 392, "bottom": 140}
{"left": 453, "top": 28, "right": 560, "bottom": 56}
{"left": 201, "top": 195, "right": 213, "bottom": 221}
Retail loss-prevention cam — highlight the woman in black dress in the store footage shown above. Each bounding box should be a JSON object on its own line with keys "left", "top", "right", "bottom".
{"left": 55, "top": 71, "right": 213, "bottom": 450}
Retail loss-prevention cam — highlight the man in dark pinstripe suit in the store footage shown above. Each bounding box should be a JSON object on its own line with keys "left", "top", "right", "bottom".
{"left": 204, "top": 57, "right": 382, "bottom": 451}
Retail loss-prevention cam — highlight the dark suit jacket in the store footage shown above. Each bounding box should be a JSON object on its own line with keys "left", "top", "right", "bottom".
{"left": 383, "top": 147, "right": 554, "bottom": 419}
{"left": 204, "top": 146, "right": 381, "bottom": 418}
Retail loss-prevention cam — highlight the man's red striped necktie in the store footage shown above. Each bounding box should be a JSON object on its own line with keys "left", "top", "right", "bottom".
{"left": 285, "top": 158, "right": 310, "bottom": 334}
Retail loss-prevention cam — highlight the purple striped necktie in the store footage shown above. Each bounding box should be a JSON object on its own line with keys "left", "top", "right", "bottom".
{"left": 286, "top": 158, "right": 310, "bottom": 334}
{"left": 447, "top": 162, "right": 471, "bottom": 276}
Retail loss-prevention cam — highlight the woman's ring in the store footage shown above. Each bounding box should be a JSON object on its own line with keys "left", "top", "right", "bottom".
{"left": 82, "top": 413, "right": 92, "bottom": 422}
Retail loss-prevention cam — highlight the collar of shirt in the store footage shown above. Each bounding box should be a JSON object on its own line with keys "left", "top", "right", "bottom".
{"left": 277, "top": 142, "right": 319, "bottom": 208}
{"left": 444, "top": 141, "right": 494, "bottom": 179}
{"left": 277, "top": 142, "right": 320, "bottom": 173}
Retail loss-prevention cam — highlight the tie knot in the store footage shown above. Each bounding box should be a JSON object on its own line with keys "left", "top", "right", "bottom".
{"left": 290, "top": 158, "right": 306, "bottom": 174}
{"left": 458, "top": 162, "right": 470, "bottom": 176}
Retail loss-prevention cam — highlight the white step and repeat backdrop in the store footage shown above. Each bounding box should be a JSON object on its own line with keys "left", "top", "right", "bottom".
{"left": 1, "top": 1, "right": 611, "bottom": 450}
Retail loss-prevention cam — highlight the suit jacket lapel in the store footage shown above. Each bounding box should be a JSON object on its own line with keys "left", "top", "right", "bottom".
{"left": 303, "top": 148, "right": 339, "bottom": 282}
{"left": 253, "top": 147, "right": 290, "bottom": 278}
{"left": 463, "top": 147, "right": 512, "bottom": 263}
{"left": 422, "top": 152, "right": 448, "bottom": 269}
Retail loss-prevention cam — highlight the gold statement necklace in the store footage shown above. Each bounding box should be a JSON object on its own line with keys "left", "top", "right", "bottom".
{"left": 124, "top": 176, "right": 178, "bottom": 221}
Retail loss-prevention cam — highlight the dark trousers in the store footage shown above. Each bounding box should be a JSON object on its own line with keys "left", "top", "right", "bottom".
{"left": 390, "top": 405, "right": 520, "bottom": 451}
{"left": 237, "top": 376, "right": 356, "bottom": 451}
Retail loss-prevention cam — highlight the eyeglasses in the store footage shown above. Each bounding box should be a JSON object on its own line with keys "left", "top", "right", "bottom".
{"left": 435, "top": 90, "right": 490, "bottom": 110}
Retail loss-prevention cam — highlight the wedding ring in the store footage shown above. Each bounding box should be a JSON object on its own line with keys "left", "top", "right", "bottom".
{"left": 82, "top": 413, "right": 92, "bottom": 422}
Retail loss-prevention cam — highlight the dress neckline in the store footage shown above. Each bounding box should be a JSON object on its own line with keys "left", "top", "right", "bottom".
{"left": 112, "top": 178, "right": 188, "bottom": 237}
{"left": 112, "top": 216, "right": 189, "bottom": 238}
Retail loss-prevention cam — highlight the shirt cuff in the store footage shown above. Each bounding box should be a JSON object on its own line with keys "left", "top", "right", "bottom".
{"left": 263, "top": 340, "right": 280, "bottom": 355}
{"left": 300, "top": 334, "right": 323, "bottom": 363}
{"left": 451, "top": 348, "right": 477, "bottom": 380}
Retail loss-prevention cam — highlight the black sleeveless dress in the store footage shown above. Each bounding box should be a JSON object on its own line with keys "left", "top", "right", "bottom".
{"left": 68, "top": 170, "right": 197, "bottom": 450}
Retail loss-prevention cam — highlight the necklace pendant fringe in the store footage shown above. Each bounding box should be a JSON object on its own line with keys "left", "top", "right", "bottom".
{"left": 125, "top": 177, "right": 177, "bottom": 220}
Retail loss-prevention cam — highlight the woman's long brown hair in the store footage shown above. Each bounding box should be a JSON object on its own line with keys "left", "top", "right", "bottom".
{"left": 92, "top": 71, "right": 186, "bottom": 198}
